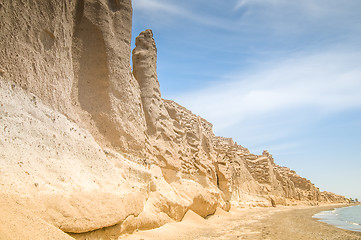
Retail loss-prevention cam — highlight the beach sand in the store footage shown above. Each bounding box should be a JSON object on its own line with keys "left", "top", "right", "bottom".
{"left": 1, "top": 197, "right": 360, "bottom": 240}
{"left": 119, "top": 205, "right": 361, "bottom": 240}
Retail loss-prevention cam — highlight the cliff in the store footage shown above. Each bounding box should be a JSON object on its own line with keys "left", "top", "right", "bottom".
{"left": 0, "top": 0, "right": 347, "bottom": 239}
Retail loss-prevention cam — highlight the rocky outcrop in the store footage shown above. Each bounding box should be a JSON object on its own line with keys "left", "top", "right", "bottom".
{"left": 0, "top": 0, "right": 147, "bottom": 153}
{"left": 70, "top": 0, "right": 147, "bottom": 153}
{"left": 132, "top": 29, "right": 173, "bottom": 138}
{"left": 0, "top": 0, "right": 348, "bottom": 239}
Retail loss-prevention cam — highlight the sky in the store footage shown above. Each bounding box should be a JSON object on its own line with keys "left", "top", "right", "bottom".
{"left": 131, "top": 0, "right": 361, "bottom": 200}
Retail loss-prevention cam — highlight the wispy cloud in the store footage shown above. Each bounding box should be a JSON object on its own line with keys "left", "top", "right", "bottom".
{"left": 234, "top": 0, "right": 357, "bottom": 14}
{"left": 234, "top": 0, "right": 284, "bottom": 10}
{"left": 233, "top": 0, "right": 361, "bottom": 37}
{"left": 132, "top": 0, "right": 234, "bottom": 30}
{"left": 174, "top": 49, "right": 361, "bottom": 145}
{"left": 133, "top": 0, "right": 184, "bottom": 15}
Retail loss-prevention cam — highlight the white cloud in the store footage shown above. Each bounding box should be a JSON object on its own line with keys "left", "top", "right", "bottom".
{"left": 132, "top": 0, "right": 234, "bottom": 30}
{"left": 174, "top": 50, "right": 361, "bottom": 136}
{"left": 234, "top": 0, "right": 350, "bottom": 14}
{"left": 234, "top": 0, "right": 285, "bottom": 10}
{"left": 133, "top": 0, "right": 184, "bottom": 14}
{"left": 233, "top": 0, "right": 361, "bottom": 37}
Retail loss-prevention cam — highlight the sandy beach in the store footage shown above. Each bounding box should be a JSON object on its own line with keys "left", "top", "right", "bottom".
{"left": 119, "top": 204, "right": 361, "bottom": 240}
{"left": 2, "top": 193, "right": 360, "bottom": 240}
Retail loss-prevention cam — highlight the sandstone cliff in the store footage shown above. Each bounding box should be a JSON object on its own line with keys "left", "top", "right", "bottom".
{"left": 0, "top": 0, "right": 347, "bottom": 239}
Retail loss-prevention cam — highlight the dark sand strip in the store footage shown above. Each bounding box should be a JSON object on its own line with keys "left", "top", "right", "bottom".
{"left": 254, "top": 205, "right": 361, "bottom": 240}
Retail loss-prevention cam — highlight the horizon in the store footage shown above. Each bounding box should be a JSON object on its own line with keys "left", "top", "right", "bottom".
{"left": 132, "top": 0, "right": 361, "bottom": 200}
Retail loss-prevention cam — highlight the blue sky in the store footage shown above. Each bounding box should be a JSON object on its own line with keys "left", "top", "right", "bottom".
{"left": 132, "top": 0, "right": 361, "bottom": 200}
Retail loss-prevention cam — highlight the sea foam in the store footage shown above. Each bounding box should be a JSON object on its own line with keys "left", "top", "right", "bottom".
{"left": 313, "top": 205, "right": 361, "bottom": 232}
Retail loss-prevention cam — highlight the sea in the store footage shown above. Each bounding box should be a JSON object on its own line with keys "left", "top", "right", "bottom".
{"left": 313, "top": 205, "right": 361, "bottom": 232}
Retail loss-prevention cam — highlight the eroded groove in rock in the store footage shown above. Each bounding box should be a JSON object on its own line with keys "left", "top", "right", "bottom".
{"left": 73, "top": 17, "right": 111, "bottom": 115}
{"left": 74, "top": 0, "right": 85, "bottom": 25}
{"left": 71, "top": 4, "right": 126, "bottom": 148}
{"left": 108, "top": 0, "right": 128, "bottom": 12}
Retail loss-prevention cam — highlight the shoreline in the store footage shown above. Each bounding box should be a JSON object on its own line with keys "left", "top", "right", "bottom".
{"left": 313, "top": 203, "right": 361, "bottom": 233}
{"left": 118, "top": 204, "right": 361, "bottom": 240}
{"left": 257, "top": 204, "right": 361, "bottom": 240}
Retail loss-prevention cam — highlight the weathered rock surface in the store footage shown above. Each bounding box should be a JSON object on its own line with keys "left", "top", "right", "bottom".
{"left": 0, "top": 0, "right": 347, "bottom": 239}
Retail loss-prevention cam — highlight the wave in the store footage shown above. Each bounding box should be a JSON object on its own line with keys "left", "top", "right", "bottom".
{"left": 348, "top": 221, "right": 360, "bottom": 226}
{"left": 313, "top": 205, "right": 361, "bottom": 232}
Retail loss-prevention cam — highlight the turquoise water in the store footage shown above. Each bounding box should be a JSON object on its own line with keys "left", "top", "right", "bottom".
{"left": 313, "top": 205, "right": 361, "bottom": 232}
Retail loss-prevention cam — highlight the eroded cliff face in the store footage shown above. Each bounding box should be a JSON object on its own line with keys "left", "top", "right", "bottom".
{"left": 0, "top": 0, "right": 347, "bottom": 239}
{"left": 0, "top": 0, "right": 147, "bottom": 153}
